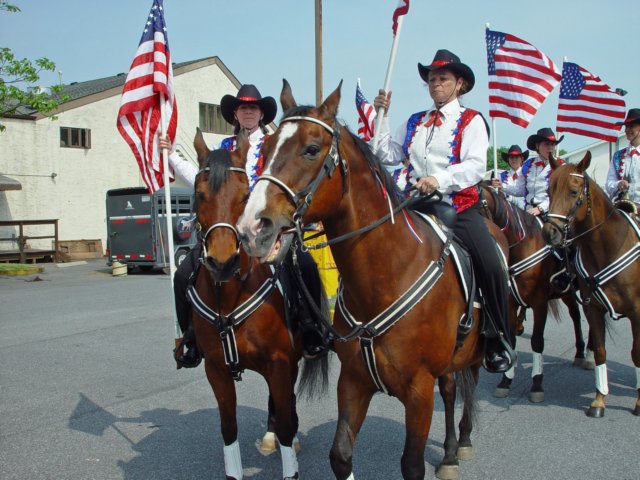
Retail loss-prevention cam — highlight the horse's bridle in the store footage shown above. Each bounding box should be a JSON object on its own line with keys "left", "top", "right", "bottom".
{"left": 196, "top": 165, "right": 248, "bottom": 279}
{"left": 544, "top": 172, "right": 591, "bottom": 247}
{"left": 254, "top": 115, "right": 348, "bottom": 242}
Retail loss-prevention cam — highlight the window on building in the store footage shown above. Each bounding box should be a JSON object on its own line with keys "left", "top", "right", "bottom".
{"left": 199, "top": 103, "right": 235, "bottom": 135}
{"left": 60, "top": 127, "right": 91, "bottom": 148}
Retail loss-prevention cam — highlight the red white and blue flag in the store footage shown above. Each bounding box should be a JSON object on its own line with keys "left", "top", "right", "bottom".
{"left": 356, "top": 79, "right": 376, "bottom": 141}
{"left": 392, "top": 0, "right": 410, "bottom": 36}
{"left": 117, "top": 0, "right": 177, "bottom": 193}
{"left": 486, "top": 29, "right": 561, "bottom": 128}
{"left": 556, "top": 62, "right": 625, "bottom": 142}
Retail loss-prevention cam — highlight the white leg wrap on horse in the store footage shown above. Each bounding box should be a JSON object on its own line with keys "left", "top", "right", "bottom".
{"left": 505, "top": 364, "right": 516, "bottom": 379}
{"left": 280, "top": 445, "right": 298, "bottom": 479}
{"left": 635, "top": 367, "right": 640, "bottom": 390}
{"left": 532, "top": 352, "right": 543, "bottom": 377}
{"left": 223, "top": 440, "right": 243, "bottom": 480}
{"left": 345, "top": 474, "right": 355, "bottom": 480}
{"left": 586, "top": 349, "right": 594, "bottom": 363}
{"left": 595, "top": 363, "right": 609, "bottom": 396}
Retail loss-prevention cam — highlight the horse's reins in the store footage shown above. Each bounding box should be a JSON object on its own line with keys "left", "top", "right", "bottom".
{"left": 255, "top": 115, "right": 432, "bottom": 250}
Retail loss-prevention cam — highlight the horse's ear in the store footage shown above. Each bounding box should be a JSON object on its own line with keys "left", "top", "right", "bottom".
{"left": 317, "top": 80, "right": 342, "bottom": 121}
{"left": 577, "top": 150, "right": 592, "bottom": 173}
{"left": 235, "top": 129, "right": 250, "bottom": 166}
{"left": 281, "top": 79, "right": 297, "bottom": 112}
{"left": 549, "top": 153, "right": 560, "bottom": 170}
{"left": 194, "top": 127, "right": 210, "bottom": 169}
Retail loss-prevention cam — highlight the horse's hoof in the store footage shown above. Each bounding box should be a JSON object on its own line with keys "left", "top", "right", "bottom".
{"left": 528, "top": 391, "right": 545, "bottom": 403}
{"left": 633, "top": 405, "right": 640, "bottom": 416}
{"left": 572, "top": 357, "right": 585, "bottom": 368}
{"left": 436, "top": 464, "right": 460, "bottom": 480}
{"left": 456, "top": 446, "right": 475, "bottom": 461}
{"left": 258, "top": 432, "right": 277, "bottom": 455}
{"left": 586, "top": 406, "right": 605, "bottom": 418}
{"left": 493, "top": 387, "right": 509, "bottom": 398}
{"left": 582, "top": 361, "right": 595, "bottom": 371}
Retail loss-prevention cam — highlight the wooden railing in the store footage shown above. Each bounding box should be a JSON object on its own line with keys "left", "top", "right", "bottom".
{"left": 0, "top": 219, "right": 59, "bottom": 263}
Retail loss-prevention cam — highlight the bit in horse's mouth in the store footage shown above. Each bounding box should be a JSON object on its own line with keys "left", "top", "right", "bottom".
{"left": 260, "top": 230, "right": 294, "bottom": 264}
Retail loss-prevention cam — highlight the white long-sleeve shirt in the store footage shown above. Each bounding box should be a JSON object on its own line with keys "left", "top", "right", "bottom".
{"left": 501, "top": 156, "right": 555, "bottom": 212}
{"left": 605, "top": 145, "right": 640, "bottom": 202}
{"left": 375, "top": 98, "right": 489, "bottom": 211}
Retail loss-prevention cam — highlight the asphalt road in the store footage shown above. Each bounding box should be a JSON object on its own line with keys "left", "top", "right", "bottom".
{"left": 1, "top": 260, "right": 638, "bottom": 480}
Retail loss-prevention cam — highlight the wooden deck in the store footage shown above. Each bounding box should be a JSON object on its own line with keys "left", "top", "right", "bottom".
{"left": 0, "top": 219, "right": 59, "bottom": 264}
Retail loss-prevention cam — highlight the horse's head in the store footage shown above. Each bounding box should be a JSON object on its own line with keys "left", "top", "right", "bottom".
{"left": 542, "top": 151, "right": 592, "bottom": 247}
{"left": 237, "top": 79, "right": 347, "bottom": 261}
{"left": 194, "top": 128, "right": 250, "bottom": 281}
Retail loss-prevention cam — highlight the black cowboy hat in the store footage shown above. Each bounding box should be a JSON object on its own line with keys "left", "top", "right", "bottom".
{"left": 615, "top": 108, "right": 640, "bottom": 126}
{"left": 220, "top": 84, "right": 277, "bottom": 125}
{"left": 526, "top": 127, "right": 564, "bottom": 151}
{"left": 418, "top": 49, "right": 475, "bottom": 93}
{"left": 501, "top": 144, "right": 530, "bottom": 162}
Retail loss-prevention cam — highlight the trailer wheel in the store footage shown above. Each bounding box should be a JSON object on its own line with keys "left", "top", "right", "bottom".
{"left": 175, "top": 249, "right": 189, "bottom": 267}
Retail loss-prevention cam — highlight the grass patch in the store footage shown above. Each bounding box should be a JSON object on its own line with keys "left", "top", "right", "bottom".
{"left": 0, "top": 263, "right": 44, "bottom": 275}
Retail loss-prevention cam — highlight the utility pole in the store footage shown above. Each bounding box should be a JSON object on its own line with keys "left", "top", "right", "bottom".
{"left": 315, "top": 0, "right": 322, "bottom": 105}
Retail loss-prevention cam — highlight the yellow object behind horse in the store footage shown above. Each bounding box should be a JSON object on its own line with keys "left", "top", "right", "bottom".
{"left": 305, "top": 229, "right": 338, "bottom": 298}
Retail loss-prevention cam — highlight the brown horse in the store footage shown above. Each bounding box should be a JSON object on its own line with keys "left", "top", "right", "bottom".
{"left": 480, "top": 185, "right": 591, "bottom": 402}
{"left": 190, "top": 129, "right": 329, "bottom": 479}
{"left": 237, "top": 81, "right": 510, "bottom": 480}
{"left": 542, "top": 152, "right": 640, "bottom": 417}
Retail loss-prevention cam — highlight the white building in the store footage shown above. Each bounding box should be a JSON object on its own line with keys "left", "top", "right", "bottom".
{"left": 0, "top": 56, "right": 271, "bottom": 254}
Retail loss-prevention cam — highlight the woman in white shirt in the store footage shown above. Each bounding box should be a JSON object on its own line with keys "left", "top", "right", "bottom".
{"left": 374, "top": 49, "right": 514, "bottom": 373}
{"left": 606, "top": 108, "right": 640, "bottom": 207}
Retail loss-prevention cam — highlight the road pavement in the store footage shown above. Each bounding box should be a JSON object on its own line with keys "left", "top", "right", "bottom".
{"left": 1, "top": 260, "right": 638, "bottom": 479}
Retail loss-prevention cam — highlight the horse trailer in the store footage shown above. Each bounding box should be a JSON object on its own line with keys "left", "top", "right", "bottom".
{"left": 105, "top": 186, "right": 196, "bottom": 270}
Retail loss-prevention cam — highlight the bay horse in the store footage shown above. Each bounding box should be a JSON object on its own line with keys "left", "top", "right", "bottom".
{"left": 542, "top": 151, "right": 640, "bottom": 417}
{"left": 480, "top": 185, "right": 590, "bottom": 402}
{"left": 190, "top": 129, "right": 329, "bottom": 479}
{"left": 237, "top": 80, "right": 510, "bottom": 480}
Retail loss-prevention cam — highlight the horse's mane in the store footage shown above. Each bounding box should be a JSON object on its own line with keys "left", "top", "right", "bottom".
{"left": 482, "top": 183, "right": 540, "bottom": 237}
{"left": 280, "top": 106, "right": 405, "bottom": 207}
{"left": 204, "top": 148, "right": 235, "bottom": 194}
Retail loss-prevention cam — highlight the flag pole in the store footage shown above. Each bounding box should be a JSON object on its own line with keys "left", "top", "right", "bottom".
{"left": 160, "top": 92, "right": 180, "bottom": 340}
{"left": 372, "top": 15, "right": 406, "bottom": 153}
{"left": 486, "top": 23, "right": 499, "bottom": 178}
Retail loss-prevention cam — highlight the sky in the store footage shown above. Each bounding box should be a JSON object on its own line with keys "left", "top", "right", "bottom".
{"left": 2, "top": 0, "right": 638, "bottom": 154}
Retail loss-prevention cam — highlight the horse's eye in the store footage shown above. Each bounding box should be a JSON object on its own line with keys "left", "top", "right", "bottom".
{"left": 304, "top": 145, "right": 321, "bottom": 158}
{"left": 197, "top": 191, "right": 206, "bottom": 202}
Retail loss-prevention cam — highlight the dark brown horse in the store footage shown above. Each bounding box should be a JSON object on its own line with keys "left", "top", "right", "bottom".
{"left": 237, "top": 81, "right": 509, "bottom": 480}
{"left": 190, "top": 129, "right": 329, "bottom": 479}
{"left": 542, "top": 152, "right": 640, "bottom": 417}
{"left": 480, "top": 185, "right": 591, "bottom": 402}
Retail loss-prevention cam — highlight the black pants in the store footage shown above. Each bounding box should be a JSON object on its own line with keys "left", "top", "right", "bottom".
{"left": 173, "top": 243, "right": 202, "bottom": 335}
{"left": 453, "top": 201, "right": 512, "bottom": 349}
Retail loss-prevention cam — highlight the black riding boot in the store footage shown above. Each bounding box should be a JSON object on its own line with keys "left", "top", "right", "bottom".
{"left": 173, "top": 246, "right": 203, "bottom": 369}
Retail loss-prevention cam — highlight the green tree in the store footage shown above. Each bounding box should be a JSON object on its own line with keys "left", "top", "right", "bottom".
{"left": 0, "top": 2, "right": 68, "bottom": 132}
{"left": 486, "top": 146, "right": 510, "bottom": 172}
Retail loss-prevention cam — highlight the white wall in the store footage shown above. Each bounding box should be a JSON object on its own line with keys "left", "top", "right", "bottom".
{"left": 0, "top": 61, "right": 243, "bottom": 252}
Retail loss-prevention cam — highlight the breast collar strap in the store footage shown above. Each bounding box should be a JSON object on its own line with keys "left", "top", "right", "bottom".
{"left": 254, "top": 115, "right": 348, "bottom": 243}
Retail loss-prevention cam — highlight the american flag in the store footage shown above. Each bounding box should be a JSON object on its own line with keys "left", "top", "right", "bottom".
{"left": 392, "top": 0, "right": 410, "bottom": 36}
{"left": 556, "top": 62, "right": 625, "bottom": 142}
{"left": 356, "top": 79, "right": 376, "bottom": 141}
{"left": 116, "top": 0, "right": 177, "bottom": 193}
{"left": 486, "top": 29, "right": 561, "bottom": 128}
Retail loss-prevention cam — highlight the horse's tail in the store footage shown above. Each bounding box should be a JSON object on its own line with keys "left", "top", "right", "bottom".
{"left": 456, "top": 366, "right": 478, "bottom": 425}
{"left": 297, "top": 289, "right": 331, "bottom": 400}
{"left": 548, "top": 298, "right": 562, "bottom": 323}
